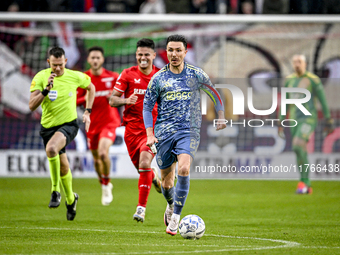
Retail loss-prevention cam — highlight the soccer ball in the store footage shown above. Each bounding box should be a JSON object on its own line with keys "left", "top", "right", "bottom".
{"left": 179, "top": 214, "right": 205, "bottom": 239}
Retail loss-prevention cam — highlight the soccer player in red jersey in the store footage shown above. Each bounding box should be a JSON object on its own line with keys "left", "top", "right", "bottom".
{"left": 109, "top": 38, "right": 162, "bottom": 222}
{"left": 77, "top": 46, "right": 120, "bottom": 206}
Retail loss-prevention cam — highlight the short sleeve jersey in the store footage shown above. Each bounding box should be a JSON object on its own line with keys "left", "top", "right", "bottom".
{"left": 114, "top": 65, "right": 159, "bottom": 130}
{"left": 30, "top": 68, "right": 90, "bottom": 128}
{"left": 84, "top": 68, "right": 121, "bottom": 135}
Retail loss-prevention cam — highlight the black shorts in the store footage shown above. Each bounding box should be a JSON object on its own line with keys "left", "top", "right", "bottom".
{"left": 40, "top": 119, "right": 79, "bottom": 155}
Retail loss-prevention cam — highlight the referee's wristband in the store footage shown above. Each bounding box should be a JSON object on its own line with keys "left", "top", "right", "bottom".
{"left": 41, "top": 89, "right": 49, "bottom": 96}
{"left": 85, "top": 108, "right": 92, "bottom": 114}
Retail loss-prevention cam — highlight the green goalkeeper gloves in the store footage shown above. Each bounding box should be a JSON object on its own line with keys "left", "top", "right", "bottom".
{"left": 324, "top": 118, "right": 335, "bottom": 136}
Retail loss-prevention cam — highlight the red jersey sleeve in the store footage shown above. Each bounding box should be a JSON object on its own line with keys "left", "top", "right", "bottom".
{"left": 112, "top": 72, "right": 119, "bottom": 86}
{"left": 114, "top": 69, "right": 128, "bottom": 94}
{"left": 107, "top": 71, "right": 119, "bottom": 98}
{"left": 76, "top": 87, "right": 87, "bottom": 107}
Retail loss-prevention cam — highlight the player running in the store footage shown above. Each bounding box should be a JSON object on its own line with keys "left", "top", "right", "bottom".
{"left": 29, "top": 47, "right": 95, "bottom": 220}
{"left": 143, "top": 34, "right": 226, "bottom": 235}
{"left": 109, "top": 38, "right": 162, "bottom": 222}
{"left": 77, "top": 46, "right": 120, "bottom": 205}
{"left": 279, "top": 54, "right": 334, "bottom": 194}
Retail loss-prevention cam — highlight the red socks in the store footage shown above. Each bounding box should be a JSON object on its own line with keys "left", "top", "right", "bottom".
{"left": 101, "top": 174, "right": 110, "bottom": 185}
{"left": 138, "top": 168, "right": 155, "bottom": 207}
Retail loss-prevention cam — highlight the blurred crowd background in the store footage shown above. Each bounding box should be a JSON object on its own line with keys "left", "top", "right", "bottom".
{"left": 1, "top": 0, "right": 340, "bottom": 15}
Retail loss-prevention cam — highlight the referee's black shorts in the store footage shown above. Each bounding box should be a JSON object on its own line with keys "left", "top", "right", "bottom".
{"left": 40, "top": 119, "right": 79, "bottom": 154}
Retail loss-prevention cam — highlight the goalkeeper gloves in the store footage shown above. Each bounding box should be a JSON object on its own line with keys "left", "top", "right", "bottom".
{"left": 323, "top": 118, "right": 335, "bottom": 136}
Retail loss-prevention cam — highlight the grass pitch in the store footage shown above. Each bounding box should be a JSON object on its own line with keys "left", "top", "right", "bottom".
{"left": 0, "top": 178, "right": 339, "bottom": 254}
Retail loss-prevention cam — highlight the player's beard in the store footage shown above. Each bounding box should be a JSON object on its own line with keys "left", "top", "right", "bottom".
{"left": 170, "top": 59, "right": 182, "bottom": 68}
{"left": 92, "top": 64, "right": 102, "bottom": 71}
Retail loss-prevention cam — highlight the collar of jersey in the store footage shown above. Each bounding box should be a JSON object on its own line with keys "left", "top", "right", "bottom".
{"left": 168, "top": 62, "right": 187, "bottom": 78}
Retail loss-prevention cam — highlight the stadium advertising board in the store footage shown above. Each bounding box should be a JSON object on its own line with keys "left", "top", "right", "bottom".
{"left": 1, "top": 150, "right": 339, "bottom": 180}
{"left": 0, "top": 150, "right": 140, "bottom": 178}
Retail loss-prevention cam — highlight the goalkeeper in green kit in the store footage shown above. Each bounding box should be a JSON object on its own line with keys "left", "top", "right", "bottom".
{"left": 279, "top": 54, "right": 334, "bottom": 194}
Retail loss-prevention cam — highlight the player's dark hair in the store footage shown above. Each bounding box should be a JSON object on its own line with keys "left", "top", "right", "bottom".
{"left": 136, "top": 38, "right": 155, "bottom": 50}
{"left": 166, "top": 34, "right": 187, "bottom": 50}
{"left": 88, "top": 46, "right": 104, "bottom": 56}
{"left": 48, "top": 47, "right": 65, "bottom": 58}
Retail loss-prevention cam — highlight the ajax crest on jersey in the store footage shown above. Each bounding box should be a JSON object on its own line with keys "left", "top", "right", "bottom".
{"left": 186, "top": 77, "right": 196, "bottom": 88}
{"left": 48, "top": 90, "right": 57, "bottom": 101}
{"left": 179, "top": 214, "right": 205, "bottom": 240}
{"left": 157, "top": 156, "right": 163, "bottom": 166}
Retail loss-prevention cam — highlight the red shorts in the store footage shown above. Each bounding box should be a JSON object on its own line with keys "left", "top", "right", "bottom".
{"left": 124, "top": 130, "right": 154, "bottom": 169}
{"left": 87, "top": 125, "right": 117, "bottom": 150}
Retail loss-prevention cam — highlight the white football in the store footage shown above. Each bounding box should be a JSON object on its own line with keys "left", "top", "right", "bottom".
{"left": 179, "top": 214, "right": 205, "bottom": 239}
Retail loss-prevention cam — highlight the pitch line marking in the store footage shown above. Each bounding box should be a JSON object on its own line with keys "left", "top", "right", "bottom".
{"left": 2, "top": 226, "right": 339, "bottom": 252}
{"left": 298, "top": 246, "right": 340, "bottom": 249}
{"left": 1, "top": 226, "right": 302, "bottom": 254}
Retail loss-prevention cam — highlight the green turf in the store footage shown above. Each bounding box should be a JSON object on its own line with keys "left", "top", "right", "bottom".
{"left": 0, "top": 178, "right": 339, "bottom": 254}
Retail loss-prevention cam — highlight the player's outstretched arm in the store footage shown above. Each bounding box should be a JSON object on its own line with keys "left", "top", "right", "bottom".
{"left": 324, "top": 118, "right": 335, "bottom": 135}
{"left": 143, "top": 87, "right": 158, "bottom": 148}
{"left": 109, "top": 90, "right": 138, "bottom": 107}
{"left": 84, "top": 82, "right": 95, "bottom": 108}
{"left": 82, "top": 82, "right": 95, "bottom": 132}
{"left": 143, "top": 108, "right": 158, "bottom": 148}
{"left": 197, "top": 69, "right": 224, "bottom": 117}
{"left": 146, "top": 127, "right": 158, "bottom": 147}
{"left": 143, "top": 74, "right": 159, "bottom": 148}
{"left": 215, "top": 110, "right": 227, "bottom": 131}
{"left": 198, "top": 75, "right": 226, "bottom": 130}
